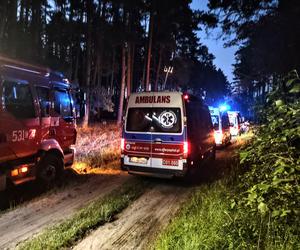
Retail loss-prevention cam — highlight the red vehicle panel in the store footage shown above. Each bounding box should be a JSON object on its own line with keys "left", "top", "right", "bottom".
{"left": 0, "top": 56, "right": 76, "bottom": 191}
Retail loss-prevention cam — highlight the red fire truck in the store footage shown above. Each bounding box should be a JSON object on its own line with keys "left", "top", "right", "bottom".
{"left": 0, "top": 56, "right": 76, "bottom": 191}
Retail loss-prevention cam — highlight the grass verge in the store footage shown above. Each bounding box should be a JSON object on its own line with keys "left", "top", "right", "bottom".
{"left": 154, "top": 179, "right": 299, "bottom": 250}
{"left": 154, "top": 181, "right": 230, "bottom": 250}
{"left": 17, "top": 178, "right": 149, "bottom": 250}
{"left": 153, "top": 135, "right": 299, "bottom": 250}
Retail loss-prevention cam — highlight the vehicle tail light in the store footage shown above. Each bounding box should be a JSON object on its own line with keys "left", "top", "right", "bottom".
{"left": 183, "top": 141, "right": 189, "bottom": 158}
{"left": 121, "top": 138, "right": 125, "bottom": 152}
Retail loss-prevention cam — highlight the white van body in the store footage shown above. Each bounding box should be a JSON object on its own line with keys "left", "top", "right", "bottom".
{"left": 121, "top": 92, "right": 215, "bottom": 178}
{"left": 228, "top": 111, "right": 242, "bottom": 136}
{"left": 209, "top": 106, "right": 231, "bottom": 146}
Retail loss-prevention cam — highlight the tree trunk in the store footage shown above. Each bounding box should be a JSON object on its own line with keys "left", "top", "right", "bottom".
{"left": 31, "top": 0, "right": 42, "bottom": 60}
{"left": 19, "top": 0, "right": 25, "bottom": 24}
{"left": 145, "top": 12, "right": 154, "bottom": 91}
{"left": 7, "top": 0, "right": 17, "bottom": 56}
{"left": 117, "top": 45, "right": 127, "bottom": 125}
{"left": 131, "top": 44, "right": 135, "bottom": 92}
{"left": 126, "top": 43, "right": 131, "bottom": 97}
{"left": 0, "top": 2, "right": 8, "bottom": 45}
{"left": 82, "top": 0, "right": 93, "bottom": 128}
{"left": 110, "top": 47, "right": 116, "bottom": 93}
{"left": 73, "top": 11, "right": 83, "bottom": 82}
{"left": 155, "top": 46, "right": 162, "bottom": 91}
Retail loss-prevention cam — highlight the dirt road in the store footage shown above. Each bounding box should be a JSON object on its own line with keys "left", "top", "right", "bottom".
{"left": 73, "top": 143, "right": 238, "bottom": 250}
{"left": 0, "top": 141, "right": 239, "bottom": 250}
{"left": 74, "top": 181, "right": 190, "bottom": 250}
{"left": 0, "top": 169, "right": 132, "bottom": 250}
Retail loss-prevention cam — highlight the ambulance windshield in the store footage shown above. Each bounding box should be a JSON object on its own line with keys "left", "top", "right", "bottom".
{"left": 126, "top": 108, "right": 182, "bottom": 133}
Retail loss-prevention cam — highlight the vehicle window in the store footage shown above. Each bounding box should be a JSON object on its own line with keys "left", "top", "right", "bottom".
{"left": 228, "top": 115, "right": 235, "bottom": 125}
{"left": 211, "top": 115, "right": 219, "bottom": 128}
{"left": 36, "top": 87, "right": 50, "bottom": 117}
{"left": 187, "top": 102, "right": 208, "bottom": 133}
{"left": 2, "top": 81, "right": 35, "bottom": 119}
{"left": 221, "top": 113, "right": 230, "bottom": 128}
{"left": 186, "top": 104, "right": 196, "bottom": 133}
{"left": 204, "top": 110, "right": 213, "bottom": 131}
{"left": 54, "top": 89, "right": 72, "bottom": 117}
{"left": 126, "top": 108, "right": 182, "bottom": 133}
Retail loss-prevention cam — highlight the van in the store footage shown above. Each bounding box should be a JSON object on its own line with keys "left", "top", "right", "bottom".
{"left": 228, "top": 111, "right": 242, "bottom": 136}
{"left": 0, "top": 56, "right": 76, "bottom": 191}
{"left": 121, "top": 92, "right": 215, "bottom": 178}
{"left": 209, "top": 106, "right": 231, "bottom": 146}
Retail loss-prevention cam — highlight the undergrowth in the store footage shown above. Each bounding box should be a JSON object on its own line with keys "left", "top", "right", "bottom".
{"left": 230, "top": 71, "right": 300, "bottom": 247}
{"left": 75, "top": 122, "right": 121, "bottom": 169}
{"left": 155, "top": 71, "right": 300, "bottom": 250}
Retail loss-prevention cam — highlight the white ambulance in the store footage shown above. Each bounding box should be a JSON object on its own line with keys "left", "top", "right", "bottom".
{"left": 227, "top": 111, "right": 242, "bottom": 136}
{"left": 209, "top": 106, "right": 231, "bottom": 146}
{"left": 121, "top": 92, "right": 216, "bottom": 178}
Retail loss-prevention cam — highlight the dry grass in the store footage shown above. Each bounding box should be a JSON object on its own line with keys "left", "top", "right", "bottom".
{"left": 74, "top": 122, "right": 121, "bottom": 171}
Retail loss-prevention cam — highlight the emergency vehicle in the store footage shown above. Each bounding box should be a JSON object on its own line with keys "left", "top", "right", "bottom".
{"left": 121, "top": 92, "right": 215, "bottom": 178}
{"left": 0, "top": 56, "right": 76, "bottom": 191}
{"left": 227, "top": 111, "right": 242, "bottom": 136}
{"left": 209, "top": 106, "right": 231, "bottom": 146}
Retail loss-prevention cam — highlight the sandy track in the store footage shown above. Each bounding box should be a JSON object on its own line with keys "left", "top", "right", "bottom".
{"left": 0, "top": 142, "right": 238, "bottom": 250}
{"left": 74, "top": 143, "right": 239, "bottom": 250}
{"left": 74, "top": 182, "right": 190, "bottom": 250}
{"left": 0, "top": 170, "right": 132, "bottom": 250}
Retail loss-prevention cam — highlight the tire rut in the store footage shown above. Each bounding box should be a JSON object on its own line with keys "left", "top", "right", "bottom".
{"left": 0, "top": 170, "right": 132, "bottom": 250}
{"left": 74, "top": 183, "right": 190, "bottom": 250}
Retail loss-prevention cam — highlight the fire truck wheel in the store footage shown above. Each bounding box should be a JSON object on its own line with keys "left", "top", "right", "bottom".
{"left": 37, "top": 153, "right": 64, "bottom": 186}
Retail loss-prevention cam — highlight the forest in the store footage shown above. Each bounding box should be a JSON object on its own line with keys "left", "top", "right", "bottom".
{"left": 206, "top": 0, "right": 300, "bottom": 116}
{"left": 0, "top": 0, "right": 229, "bottom": 125}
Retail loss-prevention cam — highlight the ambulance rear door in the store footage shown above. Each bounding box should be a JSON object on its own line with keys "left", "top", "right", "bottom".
{"left": 150, "top": 93, "right": 184, "bottom": 171}
{"left": 123, "top": 93, "right": 154, "bottom": 169}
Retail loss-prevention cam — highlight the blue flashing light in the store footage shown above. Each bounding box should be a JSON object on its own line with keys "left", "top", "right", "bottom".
{"left": 219, "top": 104, "right": 230, "bottom": 112}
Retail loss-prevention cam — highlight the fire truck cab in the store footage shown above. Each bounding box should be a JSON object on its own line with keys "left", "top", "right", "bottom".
{"left": 0, "top": 57, "right": 76, "bottom": 191}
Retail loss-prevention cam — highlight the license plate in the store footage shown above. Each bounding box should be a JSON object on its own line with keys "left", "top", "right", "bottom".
{"left": 129, "top": 157, "right": 148, "bottom": 164}
{"left": 162, "top": 159, "right": 179, "bottom": 166}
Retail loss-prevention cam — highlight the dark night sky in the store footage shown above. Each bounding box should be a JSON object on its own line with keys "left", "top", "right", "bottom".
{"left": 191, "top": 0, "right": 238, "bottom": 83}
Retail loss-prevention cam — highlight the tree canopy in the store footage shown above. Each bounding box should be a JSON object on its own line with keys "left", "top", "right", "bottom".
{"left": 207, "top": 0, "right": 300, "bottom": 117}
{"left": 0, "top": 0, "right": 229, "bottom": 123}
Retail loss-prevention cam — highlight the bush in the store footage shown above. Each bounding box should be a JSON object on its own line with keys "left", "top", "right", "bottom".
{"left": 231, "top": 71, "right": 300, "bottom": 247}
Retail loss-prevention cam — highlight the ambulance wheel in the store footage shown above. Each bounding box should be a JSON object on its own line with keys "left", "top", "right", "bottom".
{"left": 37, "top": 153, "right": 64, "bottom": 187}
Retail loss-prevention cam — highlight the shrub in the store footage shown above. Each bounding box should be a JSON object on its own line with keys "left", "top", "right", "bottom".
{"left": 231, "top": 71, "right": 300, "bottom": 246}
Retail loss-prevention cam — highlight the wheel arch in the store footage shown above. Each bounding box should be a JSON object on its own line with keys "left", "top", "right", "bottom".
{"left": 38, "top": 139, "right": 64, "bottom": 160}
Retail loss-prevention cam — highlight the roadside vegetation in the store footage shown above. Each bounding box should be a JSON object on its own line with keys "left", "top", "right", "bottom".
{"left": 74, "top": 122, "right": 121, "bottom": 172}
{"left": 17, "top": 178, "right": 149, "bottom": 250}
{"left": 155, "top": 73, "right": 300, "bottom": 249}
